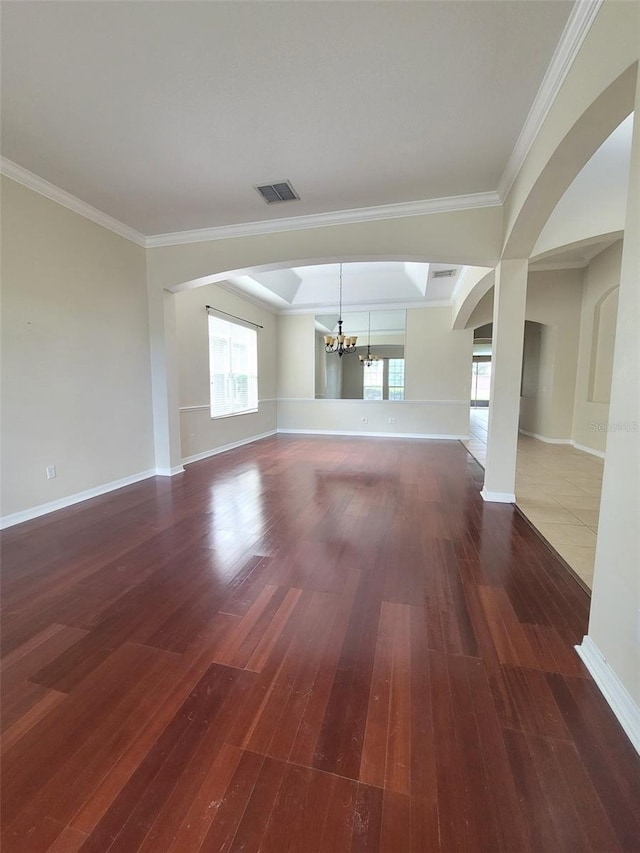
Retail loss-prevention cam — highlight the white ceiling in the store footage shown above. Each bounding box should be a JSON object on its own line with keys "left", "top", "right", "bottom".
{"left": 315, "top": 309, "right": 406, "bottom": 339}
{"left": 224, "top": 261, "right": 466, "bottom": 313}
{"left": 232, "top": 104, "right": 633, "bottom": 312}
{"left": 1, "top": 0, "right": 573, "bottom": 237}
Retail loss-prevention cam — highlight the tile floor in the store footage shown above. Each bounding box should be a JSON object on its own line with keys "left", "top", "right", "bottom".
{"left": 464, "top": 408, "right": 603, "bottom": 589}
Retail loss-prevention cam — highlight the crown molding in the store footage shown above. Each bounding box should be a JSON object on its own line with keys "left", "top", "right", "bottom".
{"left": 497, "top": 0, "right": 604, "bottom": 201}
{"left": 280, "top": 298, "right": 454, "bottom": 315}
{"left": 144, "top": 192, "right": 502, "bottom": 248}
{"left": 1, "top": 4, "right": 600, "bottom": 253}
{"left": 1, "top": 153, "right": 501, "bottom": 249}
{"left": 1, "top": 158, "right": 147, "bottom": 246}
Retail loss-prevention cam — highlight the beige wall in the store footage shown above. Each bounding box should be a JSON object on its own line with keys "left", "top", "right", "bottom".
{"left": 572, "top": 241, "right": 623, "bottom": 453}
{"left": 520, "top": 322, "right": 561, "bottom": 438}
{"left": 520, "top": 270, "right": 583, "bottom": 440}
{"left": 1, "top": 177, "right": 154, "bottom": 519}
{"left": 277, "top": 305, "right": 472, "bottom": 437}
{"left": 174, "top": 283, "right": 277, "bottom": 462}
{"left": 468, "top": 269, "right": 584, "bottom": 442}
{"left": 277, "top": 399, "right": 469, "bottom": 437}
{"left": 277, "top": 314, "right": 315, "bottom": 399}
{"left": 144, "top": 204, "right": 502, "bottom": 472}
{"left": 146, "top": 206, "right": 503, "bottom": 294}
{"left": 314, "top": 332, "right": 327, "bottom": 398}
{"left": 405, "top": 307, "right": 473, "bottom": 402}
{"left": 520, "top": 321, "right": 544, "bottom": 431}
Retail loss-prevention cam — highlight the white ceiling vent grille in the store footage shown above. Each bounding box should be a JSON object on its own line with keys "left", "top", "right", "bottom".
{"left": 432, "top": 268, "right": 457, "bottom": 278}
{"left": 256, "top": 181, "right": 300, "bottom": 204}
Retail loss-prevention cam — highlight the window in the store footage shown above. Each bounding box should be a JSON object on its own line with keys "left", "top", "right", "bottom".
{"left": 362, "top": 358, "right": 404, "bottom": 401}
{"left": 471, "top": 356, "right": 491, "bottom": 406}
{"left": 362, "top": 360, "right": 384, "bottom": 400}
{"left": 388, "top": 358, "right": 405, "bottom": 400}
{"left": 208, "top": 314, "right": 258, "bottom": 417}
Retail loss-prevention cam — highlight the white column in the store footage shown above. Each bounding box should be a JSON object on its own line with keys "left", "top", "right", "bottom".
{"left": 577, "top": 65, "right": 640, "bottom": 751}
{"left": 481, "top": 259, "right": 528, "bottom": 503}
{"left": 147, "top": 287, "right": 184, "bottom": 476}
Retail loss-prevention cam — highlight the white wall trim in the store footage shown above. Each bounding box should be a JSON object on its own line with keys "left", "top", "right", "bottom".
{"left": 528, "top": 260, "right": 589, "bottom": 272}
{"left": 519, "top": 429, "right": 572, "bottom": 444}
{"left": 498, "top": 0, "right": 604, "bottom": 200}
{"left": 281, "top": 298, "right": 456, "bottom": 315}
{"left": 155, "top": 465, "right": 186, "bottom": 477}
{"left": 572, "top": 441, "right": 606, "bottom": 459}
{"left": 182, "top": 430, "right": 277, "bottom": 465}
{"left": 0, "top": 158, "right": 146, "bottom": 247}
{"left": 0, "top": 468, "right": 157, "bottom": 530}
{"left": 480, "top": 487, "right": 515, "bottom": 503}
{"left": 576, "top": 636, "right": 640, "bottom": 754}
{"left": 277, "top": 429, "right": 468, "bottom": 440}
{"left": 518, "top": 431, "right": 606, "bottom": 459}
{"left": 279, "top": 398, "right": 470, "bottom": 406}
{"left": 145, "top": 192, "right": 502, "bottom": 248}
{"left": 179, "top": 399, "right": 278, "bottom": 413}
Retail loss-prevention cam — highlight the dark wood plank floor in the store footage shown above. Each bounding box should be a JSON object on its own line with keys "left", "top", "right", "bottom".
{"left": 2, "top": 435, "right": 639, "bottom": 852}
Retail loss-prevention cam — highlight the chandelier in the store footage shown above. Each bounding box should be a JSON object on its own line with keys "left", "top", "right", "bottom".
{"left": 324, "top": 263, "right": 357, "bottom": 357}
{"left": 359, "top": 312, "right": 379, "bottom": 367}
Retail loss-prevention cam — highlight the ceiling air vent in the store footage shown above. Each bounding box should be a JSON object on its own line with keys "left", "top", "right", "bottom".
{"left": 433, "top": 268, "right": 457, "bottom": 279}
{"left": 255, "top": 181, "right": 300, "bottom": 204}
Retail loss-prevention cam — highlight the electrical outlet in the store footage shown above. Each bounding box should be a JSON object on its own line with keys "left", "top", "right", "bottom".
{"left": 46, "top": 465, "right": 56, "bottom": 479}
{"left": 388, "top": 417, "right": 397, "bottom": 424}
{"left": 361, "top": 416, "right": 368, "bottom": 424}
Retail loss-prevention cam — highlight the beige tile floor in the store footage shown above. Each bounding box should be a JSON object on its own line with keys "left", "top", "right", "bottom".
{"left": 464, "top": 408, "right": 603, "bottom": 589}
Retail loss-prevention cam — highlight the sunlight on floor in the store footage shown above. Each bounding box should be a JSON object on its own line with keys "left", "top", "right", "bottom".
{"left": 463, "top": 408, "right": 602, "bottom": 589}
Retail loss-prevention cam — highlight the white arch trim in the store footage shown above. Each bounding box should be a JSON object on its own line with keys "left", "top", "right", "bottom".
{"left": 451, "top": 268, "right": 495, "bottom": 331}
{"left": 501, "top": 0, "right": 638, "bottom": 259}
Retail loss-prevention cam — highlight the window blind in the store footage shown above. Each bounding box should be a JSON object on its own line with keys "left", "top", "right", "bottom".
{"left": 208, "top": 314, "right": 258, "bottom": 417}
{"left": 363, "top": 361, "right": 384, "bottom": 400}
{"left": 388, "top": 358, "right": 405, "bottom": 401}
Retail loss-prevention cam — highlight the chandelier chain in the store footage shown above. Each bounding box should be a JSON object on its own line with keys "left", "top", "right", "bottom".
{"left": 324, "top": 263, "right": 357, "bottom": 357}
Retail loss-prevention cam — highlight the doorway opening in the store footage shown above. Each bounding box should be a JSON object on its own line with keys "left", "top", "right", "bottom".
{"left": 471, "top": 323, "right": 492, "bottom": 408}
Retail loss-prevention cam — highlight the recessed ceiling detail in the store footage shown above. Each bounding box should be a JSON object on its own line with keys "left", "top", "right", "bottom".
{"left": 255, "top": 181, "right": 299, "bottom": 204}
{"left": 224, "top": 261, "right": 472, "bottom": 313}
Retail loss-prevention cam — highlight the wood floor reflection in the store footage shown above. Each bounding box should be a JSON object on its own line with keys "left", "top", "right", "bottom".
{"left": 1, "top": 435, "right": 638, "bottom": 851}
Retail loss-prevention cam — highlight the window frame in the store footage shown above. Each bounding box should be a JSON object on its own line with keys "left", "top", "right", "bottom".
{"left": 208, "top": 312, "right": 259, "bottom": 419}
{"left": 362, "top": 359, "right": 384, "bottom": 400}
{"left": 387, "top": 357, "right": 405, "bottom": 401}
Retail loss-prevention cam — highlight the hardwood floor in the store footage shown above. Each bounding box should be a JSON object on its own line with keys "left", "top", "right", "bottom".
{"left": 1, "top": 435, "right": 639, "bottom": 852}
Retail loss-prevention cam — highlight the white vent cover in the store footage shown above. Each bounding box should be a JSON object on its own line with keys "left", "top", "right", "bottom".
{"left": 256, "top": 181, "right": 299, "bottom": 204}
{"left": 432, "top": 268, "right": 457, "bottom": 278}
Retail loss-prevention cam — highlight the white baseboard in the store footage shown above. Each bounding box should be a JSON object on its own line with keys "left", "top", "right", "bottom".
{"left": 277, "top": 429, "right": 468, "bottom": 440}
{"left": 0, "top": 468, "right": 157, "bottom": 530}
{"left": 572, "top": 441, "right": 606, "bottom": 459}
{"left": 155, "top": 465, "right": 185, "bottom": 477}
{"left": 480, "top": 487, "right": 515, "bottom": 503}
{"left": 518, "top": 431, "right": 606, "bottom": 460}
{"left": 519, "top": 429, "right": 571, "bottom": 444}
{"left": 576, "top": 636, "right": 640, "bottom": 754}
{"left": 182, "top": 430, "right": 276, "bottom": 465}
